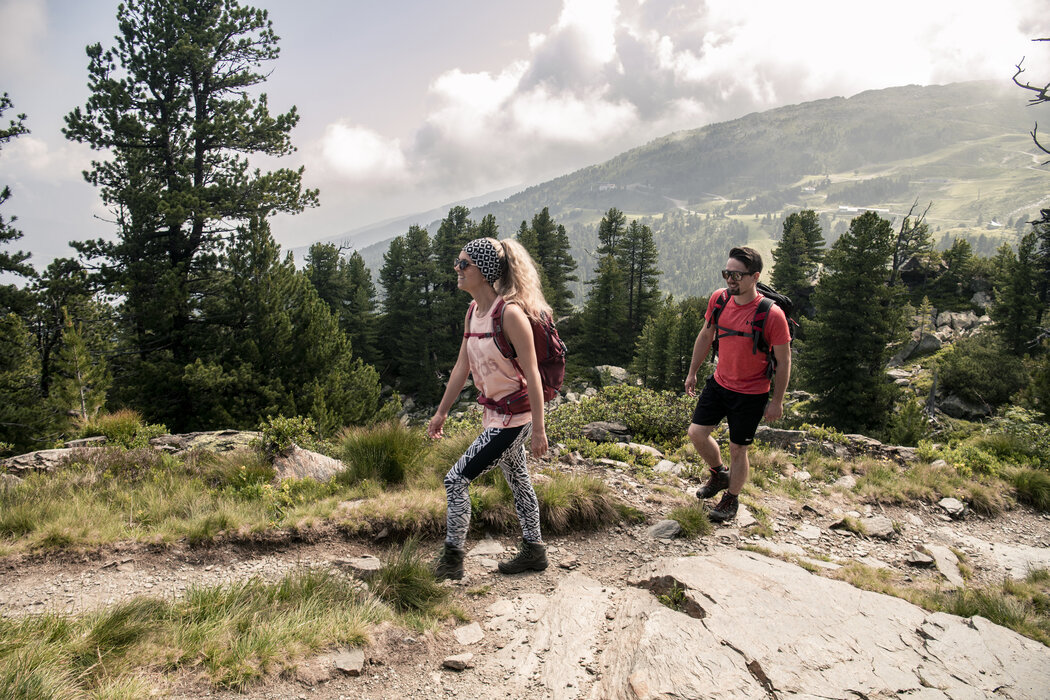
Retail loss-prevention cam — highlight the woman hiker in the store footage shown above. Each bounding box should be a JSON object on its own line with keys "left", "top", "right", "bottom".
{"left": 427, "top": 237, "right": 550, "bottom": 581}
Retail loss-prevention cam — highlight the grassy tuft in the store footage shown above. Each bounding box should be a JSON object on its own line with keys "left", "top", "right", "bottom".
{"left": 370, "top": 539, "right": 449, "bottom": 614}
{"left": 1009, "top": 468, "right": 1050, "bottom": 512}
{"left": 668, "top": 502, "right": 712, "bottom": 538}
{"left": 336, "top": 421, "right": 428, "bottom": 486}
{"left": 535, "top": 473, "right": 623, "bottom": 534}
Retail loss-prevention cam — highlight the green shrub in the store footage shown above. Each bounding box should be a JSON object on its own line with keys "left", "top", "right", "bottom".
{"left": 259, "top": 415, "right": 318, "bottom": 456}
{"left": 936, "top": 334, "right": 1028, "bottom": 408}
{"left": 884, "top": 395, "right": 931, "bottom": 447}
{"left": 336, "top": 421, "right": 427, "bottom": 486}
{"left": 78, "top": 410, "right": 167, "bottom": 450}
{"left": 547, "top": 385, "right": 693, "bottom": 449}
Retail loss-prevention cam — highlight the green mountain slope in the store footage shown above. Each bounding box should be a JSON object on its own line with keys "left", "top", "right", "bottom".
{"left": 360, "top": 80, "right": 1047, "bottom": 300}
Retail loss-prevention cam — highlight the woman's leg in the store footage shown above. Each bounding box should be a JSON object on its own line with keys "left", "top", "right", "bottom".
{"left": 443, "top": 425, "right": 529, "bottom": 548}
{"left": 497, "top": 424, "right": 542, "bottom": 544}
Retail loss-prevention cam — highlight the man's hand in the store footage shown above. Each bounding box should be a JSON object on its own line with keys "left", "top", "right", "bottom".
{"left": 685, "top": 374, "right": 698, "bottom": 397}
{"left": 763, "top": 400, "right": 783, "bottom": 422}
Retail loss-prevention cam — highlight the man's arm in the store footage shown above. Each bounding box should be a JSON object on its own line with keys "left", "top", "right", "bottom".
{"left": 764, "top": 342, "right": 791, "bottom": 421}
{"left": 685, "top": 321, "right": 716, "bottom": 397}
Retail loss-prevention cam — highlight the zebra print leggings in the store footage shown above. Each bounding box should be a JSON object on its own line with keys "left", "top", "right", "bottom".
{"left": 443, "top": 424, "right": 542, "bottom": 548}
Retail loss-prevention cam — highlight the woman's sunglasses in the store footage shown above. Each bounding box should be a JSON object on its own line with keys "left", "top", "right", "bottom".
{"left": 454, "top": 258, "right": 473, "bottom": 271}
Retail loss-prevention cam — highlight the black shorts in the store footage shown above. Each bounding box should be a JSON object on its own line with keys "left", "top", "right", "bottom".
{"left": 691, "top": 376, "right": 769, "bottom": 446}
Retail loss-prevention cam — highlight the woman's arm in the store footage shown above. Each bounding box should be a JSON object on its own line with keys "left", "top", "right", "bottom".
{"left": 428, "top": 335, "right": 471, "bottom": 439}
{"left": 501, "top": 304, "right": 548, "bottom": 457}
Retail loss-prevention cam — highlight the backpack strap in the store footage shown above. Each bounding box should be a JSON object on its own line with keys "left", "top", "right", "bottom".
{"left": 710, "top": 290, "right": 731, "bottom": 358}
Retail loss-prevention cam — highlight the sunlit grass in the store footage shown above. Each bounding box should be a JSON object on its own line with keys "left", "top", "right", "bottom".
{"left": 0, "top": 568, "right": 386, "bottom": 695}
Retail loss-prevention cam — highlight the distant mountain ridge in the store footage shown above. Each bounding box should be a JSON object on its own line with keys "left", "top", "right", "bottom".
{"left": 354, "top": 80, "right": 1045, "bottom": 299}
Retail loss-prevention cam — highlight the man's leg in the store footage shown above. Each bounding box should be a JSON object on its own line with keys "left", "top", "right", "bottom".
{"left": 687, "top": 422, "right": 722, "bottom": 469}
{"left": 727, "top": 441, "right": 750, "bottom": 495}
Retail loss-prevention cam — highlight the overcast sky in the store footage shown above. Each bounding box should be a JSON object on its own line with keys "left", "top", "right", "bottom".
{"left": 1, "top": 0, "right": 1049, "bottom": 269}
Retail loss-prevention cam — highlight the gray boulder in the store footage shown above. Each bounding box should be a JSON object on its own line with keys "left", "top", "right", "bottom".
{"left": 271, "top": 444, "right": 346, "bottom": 483}
{"left": 582, "top": 421, "right": 631, "bottom": 442}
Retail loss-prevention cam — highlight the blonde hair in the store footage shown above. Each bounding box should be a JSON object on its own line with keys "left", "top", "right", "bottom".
{"left": 490, "top": 237, "right": 552, "bottom": 321}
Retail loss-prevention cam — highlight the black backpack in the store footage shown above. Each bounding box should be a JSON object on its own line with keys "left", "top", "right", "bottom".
{"left": 710, "top": 282, "right": 797, "bottom": 378}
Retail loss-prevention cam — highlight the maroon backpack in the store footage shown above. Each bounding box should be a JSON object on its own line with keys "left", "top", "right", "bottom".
{"left": 464, "top": 299, "right": 567, "bottom": 414}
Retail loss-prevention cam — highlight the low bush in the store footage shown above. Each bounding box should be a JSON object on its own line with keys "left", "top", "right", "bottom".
{"left": 936, "top": 333, "right": 1027, "bottom": 408}
{"left": 547, "top": 385, "right": 693, "bottom": 450}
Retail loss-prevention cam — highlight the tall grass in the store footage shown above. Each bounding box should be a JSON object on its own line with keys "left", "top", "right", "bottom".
{"left": 0, "top": 568, "right": 385, "bottom": 694}
{"left": 336, "top": 420, "right": 428, "bottom": 485}
{"left": 1009, "top": 468, "right": 1050, "bottom": 512}
{"left": 369, "top": 539, "right": 449, "bottom": 614}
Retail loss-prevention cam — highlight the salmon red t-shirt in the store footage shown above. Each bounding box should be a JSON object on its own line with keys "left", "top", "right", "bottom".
{"left": 705, "top": 289, "right": 790, "bottom": 395}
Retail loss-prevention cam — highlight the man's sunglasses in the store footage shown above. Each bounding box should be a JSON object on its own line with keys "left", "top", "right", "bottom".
{"left": 454, "top": 258, "right": 473, "bottom": 271}
{"left": 721, "top": 269, "right": 754, "bottom": 281}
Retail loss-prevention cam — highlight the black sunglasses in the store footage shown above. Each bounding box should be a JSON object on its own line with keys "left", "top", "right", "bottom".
{"left": 721, "top": 269, "right": 753, "bottom": 281}
{"left": 454, "top": 258, "right": 473, "bottom": 271}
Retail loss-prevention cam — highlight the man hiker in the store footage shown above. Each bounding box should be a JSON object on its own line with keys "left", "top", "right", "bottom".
{"left": 684, "top": 246, "right": 792, "bottom": 522}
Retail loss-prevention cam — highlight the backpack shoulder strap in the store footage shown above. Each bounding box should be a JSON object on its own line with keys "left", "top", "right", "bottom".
{"left": 491, "top": 298, "right": 514, "bottom": 357}
{"left": 463, "top": 300, "right": 493, "bottom": 339}
{"left": 752, "top": 296, "right": 775, "bottom": 354}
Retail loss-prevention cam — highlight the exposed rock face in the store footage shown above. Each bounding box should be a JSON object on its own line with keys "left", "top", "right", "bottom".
{"left": 271, "top": 444, "right": 346, "bottom": 483}
{"left": 581, "top": 421, "right": 631, "bottom": 443}
{"left": 593, "top": 365, "right": 629, "bottom": 386}
{"left": 1, "top": 448, "right": 102, "bottom": 476}
{"left": 149, "top": 430, "right": 261, "bottom": 455}
{"left": 477, "top": 553, "right": 1050, "bottom": 699}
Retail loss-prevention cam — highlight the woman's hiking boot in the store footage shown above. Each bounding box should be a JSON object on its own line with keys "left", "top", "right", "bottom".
{"left": 705, "top": 492, "right": 739, "bottom": 523}
{"left": 434, "top": 544, "right": 465, "bottom": 581}
{"left": 498, "top": 540, "right": 548, "bottom": 574}
{"left": 696, "top": 466, "right": 730, "bottom": 500}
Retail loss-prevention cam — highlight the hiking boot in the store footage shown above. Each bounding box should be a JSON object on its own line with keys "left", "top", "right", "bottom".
{"left": 705, "top": 492, "right": 739, "bottom": 523}
{"left": 498, "top": 540, "right": 548, "bottom": 575}
{"left": 433, "top": 544, "right": 464, "bottom": 581}
{"left": 696, "top": 467, "right": 730, "bottom": 500}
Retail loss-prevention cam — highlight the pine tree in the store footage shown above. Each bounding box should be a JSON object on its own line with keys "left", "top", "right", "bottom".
{"left": 0, "top": 313, "right": 48, "bottom": 453}
{"left": 618, "top": 219, "right": 661, "bottom": 334}
{"left": 991, "top": 231, "right": 1043, "bottom": 356}
{"left": 63, "top": 0, "right": 317, "bottom": 422}
{"left": 580, "top": 255, "right": 629, "bottom": 366}
{"left": 597, "top": 207, "right": 627, "bottom": 256}
{"left": 771, "top": 210, "right": 823, "bottom": 319}
{"left": 800, "top": 211, "right": 904, "bottom": 433}
{"left": 49, "top": 308, "right": 111, "bottom": 426}
{"left": 431, "top": 207, "right": 478, "bottom": 371}
{"left": 525, "top": 208, "right": 578, "bottom": 318}
{"left": 187, "top": 217, "right": 382, "bottom": 434}
{"left": 345, "top": 251, "right": 379, "bottom": 366}
{"left": 379, "top": 226, "right": 441, "bottom": 400}
{"left": 0, "top": 93, "right": 34, "bottom": 316}
{"left": 632, "top": 296, "right": 707, "bottom": 391}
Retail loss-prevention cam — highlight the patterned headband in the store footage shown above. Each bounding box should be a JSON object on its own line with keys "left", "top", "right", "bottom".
{"left": 463, "top": 238, "right": 503, "bottom": 284}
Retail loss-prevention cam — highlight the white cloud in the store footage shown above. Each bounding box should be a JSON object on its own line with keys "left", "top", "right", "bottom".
{"left": 1, "top": 136, "right": 94, "bottom": 183}
{"left": 308, "top": 0, "right": 1050, "bottom": 219}
{"left": 318, "top": 123, "right": 408, "bottom": 184}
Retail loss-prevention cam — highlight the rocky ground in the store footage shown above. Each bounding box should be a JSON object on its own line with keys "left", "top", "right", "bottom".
{"left": 3, "top": 453, "right": 1050, "bottom": 698}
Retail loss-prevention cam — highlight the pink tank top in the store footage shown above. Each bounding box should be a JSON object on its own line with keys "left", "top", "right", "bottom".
{"left": 466, "top": 298, "right": 532, "bottom": 429}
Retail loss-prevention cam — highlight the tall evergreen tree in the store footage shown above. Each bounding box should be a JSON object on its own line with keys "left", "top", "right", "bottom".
{"left": 523, "top": 208, "right": 578, "bottom": 318}
{"left": 49, "top": 307, "right": 111, "bottom": 426}
{"left": 187, "top": 217, "right": 381, "bottom": 434}
{"left": 580, "top": 255, "right": 629, "bottom": 366}
{"left": 617, "top": 219, "right": 660, "bottom": 333}
{"left": 431, "top": 207, "right": 478, "bottom": 369}
{"left": 800, "top": 211, "right": 904, "bottom": 433}
{"left": 632, "top": 296, "right": 707, "bottom": 391}
{"left": 771, "top": 210, "right": 824, "bottom": 319}
{"left": 597, "top": 207, "right": 627, "bottom": 256}
{"left": 991, "top": 231, "right": 1043, "bottom": 356}
{"left": 0, "top": 93, "right": 33, "bottom": 316}
{"left": 379, "top": 226, "right": 441, "bottom": 400}
{"left": 344, "top": 251, "right": 379, "bottom": 366}
{"left": 0, "top": 313, "right": 48, "bottom": 453}
{"left": 63, "top": 0, "right": 317, "bottom": 421}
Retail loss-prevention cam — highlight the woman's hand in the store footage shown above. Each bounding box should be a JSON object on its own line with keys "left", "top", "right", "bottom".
{"left": 428, "top": 413, "right": 447, "bottom": 439}
{"left": 531, "top": 428, "right": 548, "bottom": 457}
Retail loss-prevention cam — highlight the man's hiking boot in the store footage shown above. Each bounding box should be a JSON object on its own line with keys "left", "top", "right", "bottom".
{"left": 706, "top": 492, "right": 739, "bottom": 523}
{"left": 433, "top": 544, "right": 464, "bottom": 581}
{"left": 498, "top": 540, "right": 548, "bottom": 575}
{"left": 696, "top": 467, "right": 730, "bottom": 500}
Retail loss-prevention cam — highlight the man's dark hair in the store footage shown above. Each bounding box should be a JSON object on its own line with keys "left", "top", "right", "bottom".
{"left": 729, "top": 246, "right": 763, "bottom": 273}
